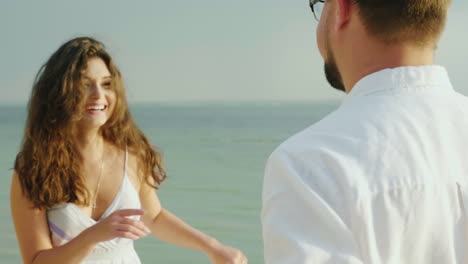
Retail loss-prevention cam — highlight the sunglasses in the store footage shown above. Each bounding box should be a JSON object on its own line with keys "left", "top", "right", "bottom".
{"left": 309, "top": 0, "right": 325, "bottom": 21}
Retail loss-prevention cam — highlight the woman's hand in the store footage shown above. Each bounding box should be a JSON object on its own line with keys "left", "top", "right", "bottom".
{"left": 207, "top": 242, "right": 248, "bottom": 264}
{"left": 85, "top": 209, "right": 151, "bottom": 243}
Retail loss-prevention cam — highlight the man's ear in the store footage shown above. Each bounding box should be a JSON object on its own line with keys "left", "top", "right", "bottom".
{"left": 335, "top": 0, "right": 352, "bottom": 30}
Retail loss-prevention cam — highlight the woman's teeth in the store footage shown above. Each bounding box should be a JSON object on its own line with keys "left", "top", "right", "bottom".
{"left": 87, "top": 105, "right": 106, "bottom": 111}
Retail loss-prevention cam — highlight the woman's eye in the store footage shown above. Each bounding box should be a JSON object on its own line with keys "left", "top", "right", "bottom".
{"left": 102, "top": 82, "right": 112, "bottom": 88}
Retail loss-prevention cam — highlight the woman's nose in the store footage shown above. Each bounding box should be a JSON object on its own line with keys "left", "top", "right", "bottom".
{"left": 88, "top": 83, "right": 103, "bottom": 98}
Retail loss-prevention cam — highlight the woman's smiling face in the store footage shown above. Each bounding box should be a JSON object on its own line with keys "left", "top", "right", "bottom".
{"left": 78, "top": 57, "right": 116, "bottom": 130}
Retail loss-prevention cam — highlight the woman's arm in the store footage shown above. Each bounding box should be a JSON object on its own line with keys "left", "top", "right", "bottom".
{"left": 10, "top": 172, "right": 149, "bottom": 264}
{"left": 10, "top": 172, "right": 97, "bottom": 264}
{"left": 137, "top": 170, "right": 247, "bottom": 263}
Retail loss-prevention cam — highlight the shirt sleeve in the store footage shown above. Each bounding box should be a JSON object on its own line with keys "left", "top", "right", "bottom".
{"left": 261, "top": 147, "right": 364, "bottom": 264}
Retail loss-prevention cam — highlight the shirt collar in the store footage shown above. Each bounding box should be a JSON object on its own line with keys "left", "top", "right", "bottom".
{"left": 342, "top": 65, "right": 454, "bottom": 104}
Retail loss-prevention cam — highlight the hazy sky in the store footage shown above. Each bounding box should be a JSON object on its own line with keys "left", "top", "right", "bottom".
{"left": 1, "top": 1, "right": 467, "bottom": 103}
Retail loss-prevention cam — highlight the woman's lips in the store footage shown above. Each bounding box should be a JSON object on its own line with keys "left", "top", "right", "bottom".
{"left": 85, "top": 104, "right": 107, "bottom": 114}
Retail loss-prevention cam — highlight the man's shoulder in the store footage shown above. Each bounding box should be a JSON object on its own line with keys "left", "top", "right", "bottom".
{"left": 264, "top": 107, "right": 377, "bottom": 204}
{"left": 267, "top": 100, "right": 393, "bottom": 176}
{"left": 279, "top": 104, "right": 381, "bottom": 151}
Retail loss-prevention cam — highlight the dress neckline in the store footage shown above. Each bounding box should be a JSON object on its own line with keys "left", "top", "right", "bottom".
{"left": 70, "top": 148, "right": 128, "bottom": 222}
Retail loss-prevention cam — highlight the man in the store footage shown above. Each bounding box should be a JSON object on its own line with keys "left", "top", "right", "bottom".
{"left": 262, "top": 0, "right": 468, "bottom": 263}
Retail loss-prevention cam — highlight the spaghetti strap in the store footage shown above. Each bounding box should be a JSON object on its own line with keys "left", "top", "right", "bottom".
{"left": 124, "top": 146, "right": 128, "bottom": 176}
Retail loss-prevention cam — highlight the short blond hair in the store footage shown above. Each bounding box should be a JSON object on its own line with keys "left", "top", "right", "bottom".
{"left": 355, "top": 0, "right": 452, "bottom": 45}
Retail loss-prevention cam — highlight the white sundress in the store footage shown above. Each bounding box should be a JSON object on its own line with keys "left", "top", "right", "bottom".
{"left": 47, "top": 149, "right": 142, "bottom": 264}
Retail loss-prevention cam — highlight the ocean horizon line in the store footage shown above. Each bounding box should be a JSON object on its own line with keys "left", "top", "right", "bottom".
{"left": 0, "top": 98, "right": 343, "bottom": 107}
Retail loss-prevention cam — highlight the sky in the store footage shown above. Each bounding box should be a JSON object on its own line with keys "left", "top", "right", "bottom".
{"left": 1, "top": 0, "right": 467, "bottom": 103}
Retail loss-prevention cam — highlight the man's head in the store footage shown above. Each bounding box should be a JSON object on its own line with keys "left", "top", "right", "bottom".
{"left": 311, "top": 0, "right": 452, "bottom": 92}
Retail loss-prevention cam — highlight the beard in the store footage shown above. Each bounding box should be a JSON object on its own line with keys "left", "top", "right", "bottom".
{"left": 322, "top": 17, "right": 346, "bottom": 93}
{"left": 324, "top": 48, "right": 346, "bottom": 92}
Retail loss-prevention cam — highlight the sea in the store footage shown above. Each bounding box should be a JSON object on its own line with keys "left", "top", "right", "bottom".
{"left": 0, "top": 101, "right": 340, "bottom": 263}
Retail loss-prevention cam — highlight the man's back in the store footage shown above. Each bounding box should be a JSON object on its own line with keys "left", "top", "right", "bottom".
{"left": 262, "top": 66, "right": 468, "bottom": 263}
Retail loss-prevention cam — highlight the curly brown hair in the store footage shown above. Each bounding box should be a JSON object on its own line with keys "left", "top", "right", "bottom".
{"left": 14, "top": 37, "right": 167, "bottom": 209}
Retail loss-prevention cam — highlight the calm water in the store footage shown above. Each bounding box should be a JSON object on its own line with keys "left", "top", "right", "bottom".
{"left": 0, "top": 101, "right": 340, "bottom": 263}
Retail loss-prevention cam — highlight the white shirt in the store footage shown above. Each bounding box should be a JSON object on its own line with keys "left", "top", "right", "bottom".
{"left": 262, "top": 66, "right": 468, "bottom": 264}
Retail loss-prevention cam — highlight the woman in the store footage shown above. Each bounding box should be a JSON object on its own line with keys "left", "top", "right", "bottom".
{"left": 10, "top": 37, "right": 247, "bottom": 264}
